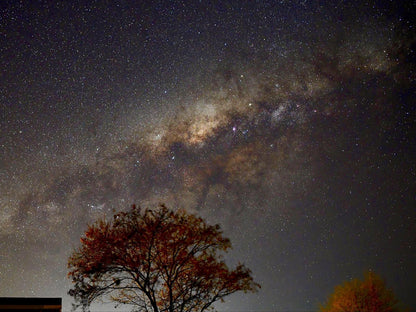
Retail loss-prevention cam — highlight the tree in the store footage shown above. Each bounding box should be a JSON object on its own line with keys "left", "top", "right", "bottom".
{"left": 68, "top": 204, "right": 260, "bottom": 312}
{"left": 320, "top": 271, "right": 407, "bottom": 312}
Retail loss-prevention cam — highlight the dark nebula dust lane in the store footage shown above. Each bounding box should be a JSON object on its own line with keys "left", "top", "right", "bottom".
{"left": 1, "top": 1, "right": 415, "bottom": 311}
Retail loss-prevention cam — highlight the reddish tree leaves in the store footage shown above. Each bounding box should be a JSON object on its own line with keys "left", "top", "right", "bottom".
{"left": 68, "top": 204, "right": 259, "bottom": 312}
{"left": 320, "top": 272, "right": 407, "bottom": 312}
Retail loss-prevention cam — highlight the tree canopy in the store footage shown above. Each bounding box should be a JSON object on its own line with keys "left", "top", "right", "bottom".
{"left": 67, "top": 204, "right": 260, "bottom": 312}
{"left": 320, "top": 271, "right": 407, "bottom": 312}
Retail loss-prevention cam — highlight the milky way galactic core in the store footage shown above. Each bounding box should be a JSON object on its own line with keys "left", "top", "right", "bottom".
{"left": 1, "top": 1, "right": 415, "bottom": 311}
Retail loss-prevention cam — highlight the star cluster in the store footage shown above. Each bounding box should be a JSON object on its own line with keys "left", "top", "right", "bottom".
{"left": 1, "top": 1, "right": 415, "bottom": 311}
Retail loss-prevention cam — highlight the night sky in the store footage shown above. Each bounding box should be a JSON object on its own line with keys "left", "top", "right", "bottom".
{"left": 1, "top": 0, "right": 415, "bottom": 311}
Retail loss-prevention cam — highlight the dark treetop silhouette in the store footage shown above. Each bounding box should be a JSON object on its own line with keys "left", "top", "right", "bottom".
{"left": 68, "top": 204, "right": 260, "bottom": 311}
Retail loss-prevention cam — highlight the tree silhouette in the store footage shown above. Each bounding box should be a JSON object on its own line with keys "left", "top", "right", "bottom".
{"left": 68, "top": 204, "right": 259, "bottom": 311}
{"left": 320, "top": 271, "right": 407, "bottom": 312}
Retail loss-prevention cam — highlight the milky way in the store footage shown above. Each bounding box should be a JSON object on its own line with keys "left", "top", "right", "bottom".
{"left": 1, "top": 1, "right": 415, "bottom": 311}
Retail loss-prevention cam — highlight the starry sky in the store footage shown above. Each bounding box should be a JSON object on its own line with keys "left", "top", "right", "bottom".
{"left": 1, "top": 0, "right": 415, "bottom": 311}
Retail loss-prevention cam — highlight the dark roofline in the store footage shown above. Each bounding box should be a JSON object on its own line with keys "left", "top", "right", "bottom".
{"left": 0, "top": 297, "right": 62, "bottom": 306}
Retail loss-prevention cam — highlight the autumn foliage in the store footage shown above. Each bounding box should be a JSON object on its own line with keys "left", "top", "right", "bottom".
{"left": 320, "top": 271, "right": 407, "bottom": 312}
{"left": 67, "top": 204, "right": 259, "bottom": 311}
